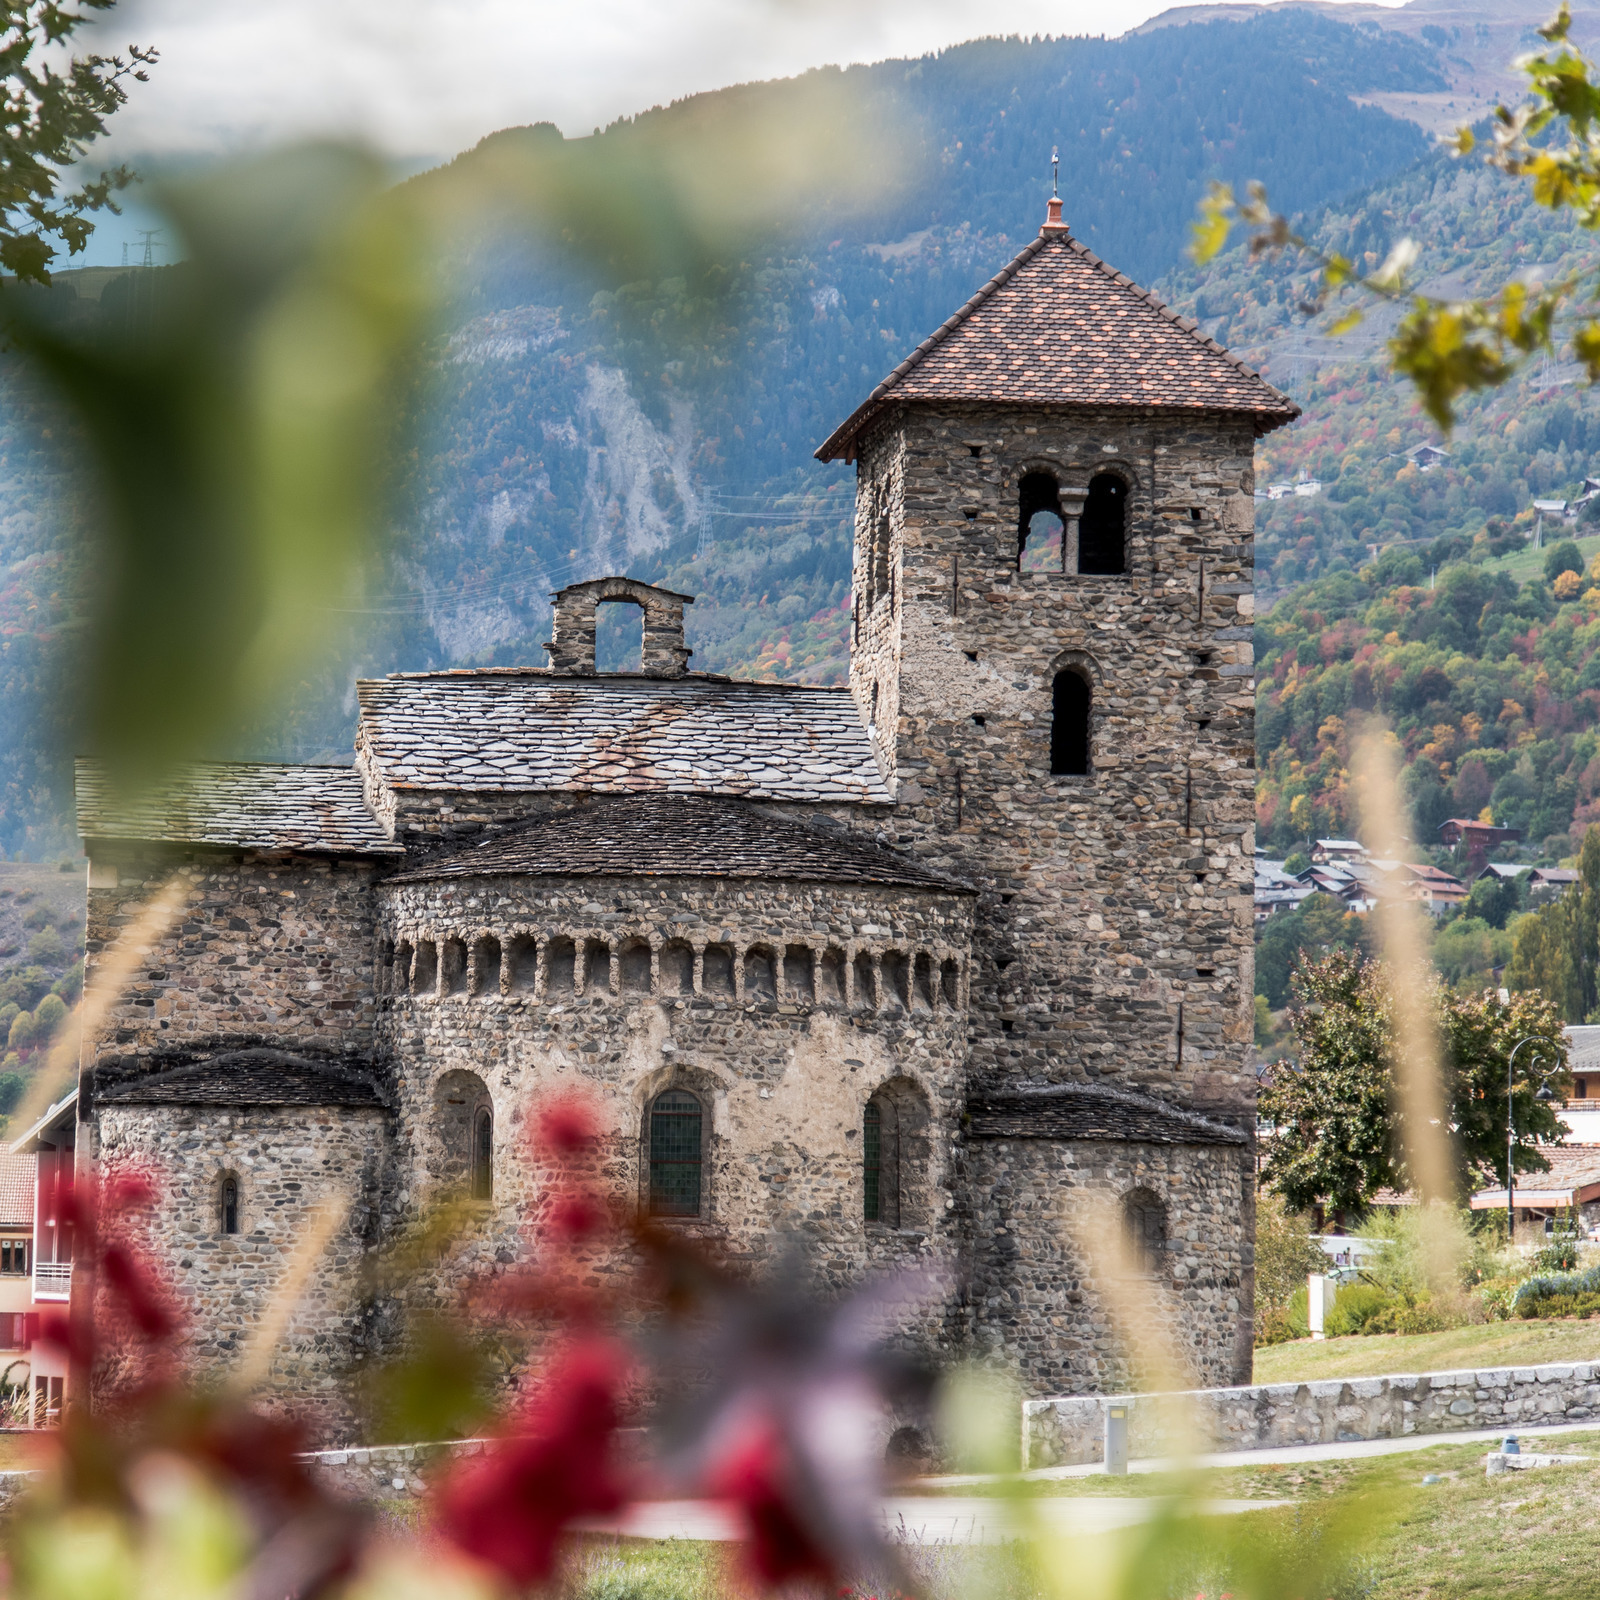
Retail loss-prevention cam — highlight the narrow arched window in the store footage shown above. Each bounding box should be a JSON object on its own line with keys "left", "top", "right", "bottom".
{"left": 1122, "top": 1189, "right": 1167, "bottom": 1273}
{"left": 1051, "top": 671, "right": 1091, "bottom": 776}
{"left": 649, "top": 1089, "right": 703, "bottom": 1218}
{"left": 863, "top": 1093, "right": 900, "bottom": 1227}
{"left": 1079, "top": 473, "right": 1126, "bottom": 574}
{"left": 220, "top": 1174, "right": 239, "bottom": 1235}
{"left": 472, "top": 1107, "right": 493, "bottom": 1201}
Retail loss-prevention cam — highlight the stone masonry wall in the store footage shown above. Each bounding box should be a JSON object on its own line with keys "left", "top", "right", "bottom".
{"left": 854, "top": 403, "right": 1256, "bottom": 1116}
{"left": 82, "top": 848, "right": 384, "bottom": 1065}
{"left": 377, "top": 871, "right": 973, "bottom": 1342}
{"left": 1023, "top": 1360, "right": 1600, "bottom": 1468}
{"left": 95, "top": 1102, "right": 394, "bottom": 1442}
{"left": 963, "top": 1133, "right": 1254, "bottom": 1397}
{"left": 852, "top": 402, "right": 1259, "bottom": 1393}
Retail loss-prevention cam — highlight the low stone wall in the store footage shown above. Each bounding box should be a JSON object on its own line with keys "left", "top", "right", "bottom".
{"left": 305, "top": 1439, "right": 488, "bottom": 1501}
{"left": 1022, "top": 1360, "right": 1600, "bottom": 1468}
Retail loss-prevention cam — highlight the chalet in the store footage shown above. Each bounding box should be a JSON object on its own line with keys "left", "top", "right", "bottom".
{"left": 1439, "top": 818, "right": 1524, "bottom": 866}
{"left": 1310, "top": 838, "right": 1366, "bottom": 866}
{"left": 1409, "top": 443, "right": 1449, "bottom": 471}
{"left": 1529, "top": 866, "right": 1580, "bottom": 897}
{"left": 1475, "top": 862, "right": 1528, "bottom": 883}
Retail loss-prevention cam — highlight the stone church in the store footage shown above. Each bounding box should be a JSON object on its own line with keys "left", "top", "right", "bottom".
{"left": 69, "top": 195, "right": 1296, "bottom": 1425}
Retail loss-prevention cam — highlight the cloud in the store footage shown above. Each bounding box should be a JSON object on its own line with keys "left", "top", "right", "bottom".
{"left": 91, "top": 0, "right": 1401, "bottom": 162}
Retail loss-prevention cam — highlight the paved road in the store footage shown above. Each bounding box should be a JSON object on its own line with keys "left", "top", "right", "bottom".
{"left": 577, "top": 1494, "right": 1288, "bottom": 1544}
{"left": 924, "top": 1417, "right": 1600, "bottom": 1486}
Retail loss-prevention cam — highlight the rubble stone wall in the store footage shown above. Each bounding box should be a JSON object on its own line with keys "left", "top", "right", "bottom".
{"left": 377, "top": 871, "right": 973, "bottom": 1318}
{"left": 94, "top": 1101, "right": 393, "bottom": 1441}
{"left": 851, "top": 402, "right": 1259, "bottom": 1390}
{"left": 854, "top": 403, "right": 1256, "bottom": 1114}
{"left": 83, "top": 847, "right": 384, "bottom": 1065}
{"left": 961, "top": 1132, "right": 1254, "bottom": 1397}
{"left": 1023, "top": 1360, "right": 1600, "bottom": 1467}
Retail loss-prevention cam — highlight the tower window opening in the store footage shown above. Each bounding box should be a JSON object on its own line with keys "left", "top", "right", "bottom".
{"left": 1079, "top": 473, "right": 1126, "bottom": 573}
{"left": 1017, "top": 471, "right": 1064, "bottom": 571}
{"left": 871, "top": 513, "right": 892, "bottom": 605}
{"left": 594, "top": 598, "right": 644, "bottom": 673}
{"left": 1051, "top": 670, "right": 1092, "bottom": 776}
{"left": 648, "top": 1089, "right": 703, "bottom": 1218}
{"left": 220, "top": 1174, "right": 240, "bottom": 1235}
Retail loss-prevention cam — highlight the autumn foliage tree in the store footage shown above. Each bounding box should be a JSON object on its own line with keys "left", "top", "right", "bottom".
{"left": 1507, "top": 824, "right": 1600, "bottom": 1021}
{"left": 1261, "top": 951, "right": 1568, "bottom": 1215}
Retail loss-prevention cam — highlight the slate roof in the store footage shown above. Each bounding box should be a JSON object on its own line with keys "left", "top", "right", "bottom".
{"left": 965, "top": 1084, "right": 1247, "bottom": 1146}
{"left": 394, "top": 793, "right": 971, "bottom": 892}
{"left": 76, "top": 761, "right": 401, "bottom": 856}
{"left": 817, "top": 221, "right": 1297, "bottom": 461}
{"left": 356, "top": 673, "right": 891, "bottom": 805}
{"left": 0, "top": 1154, "right": 32, "bottom": 1230}
{"left": 93, "top": 1049, "right": 387, "bottom": 1109}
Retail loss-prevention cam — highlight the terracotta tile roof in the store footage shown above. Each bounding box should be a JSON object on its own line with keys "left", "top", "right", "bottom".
{"left": 0, "top": 1154, "right": 32, "bottom": 1230}
{"left": 965, "top": 1084, "right": 1247, "bottom": 1146}
{"left": 393, "top": 793, "right": 972, "bottom": 893}
{"left": 817, "top": 223, "right": 1298, "bottom": 461}
{"left": 75, "top": 761, "right": 401, "bottom": 856}
{"left": 356, "top": 673, "right": 891, "bottom": 806}
{"left": 94, "top": 1049, "right": 387, "bottom": 1109}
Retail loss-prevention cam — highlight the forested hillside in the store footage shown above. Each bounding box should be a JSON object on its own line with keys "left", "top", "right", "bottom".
{"left": 0, "top": 9, "right": 1460, "bottom": 856}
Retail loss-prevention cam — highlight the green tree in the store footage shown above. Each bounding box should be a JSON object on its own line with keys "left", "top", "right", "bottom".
{"left": 1507, "top": 825, "right": 1600, "bottom": 1019}
{"left": 7, "top": 1010, "right": 34, "bottom": 1053}
{"left": 0, "top": 2, "right": 155, "bottom": 282}
{"left": 1255, "top": 892, "right": 1369, "bottom": 1009}
{"left": 1254, "top": 1193, "right": 1329, "bottom": 1309}
{"left": 1261, "top": 951, "right": 1569, "bottom": 1213}
{"left": 1546, "top": 539, "right": 1585, "bottom": 581}
{"left": 31, "top": 990, "right": 65, "bottom": 1039}
{"left": 1463, "top": 872, "right": 1524, "bottom": 930}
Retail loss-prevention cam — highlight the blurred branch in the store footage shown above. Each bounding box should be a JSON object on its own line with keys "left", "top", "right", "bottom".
{"left": 1189, "top": 3, "right": 1600, "bottom": 431}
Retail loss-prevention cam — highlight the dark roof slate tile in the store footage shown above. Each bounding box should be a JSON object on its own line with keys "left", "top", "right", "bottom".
{"left": 76, "top": 761, "right": 400, "bottom": 856}
{"left": 965, "top": 1084, "right": 1247, "bottom": 1146}
{"left": 818, "top": 225, "right": 1297, "bottom": 460}
{"left": 95, "top": 1049, "right": 387, "bottom": 1109}
{"left": 356, "top": 673, "right": 890, "bottom": 805}
{"left": 395, "top": 793, "right": 971, "bottom": 892}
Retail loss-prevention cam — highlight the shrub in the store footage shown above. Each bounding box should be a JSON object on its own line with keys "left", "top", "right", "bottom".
{"left": 51, "top": 961, "right": 82, "bottom": 1004}
{"left": 26, "top": 928, "right": 64, "bottom": 966}
{"left": 1325, "top": 1283, "right": 1391, "bottom": 1337}
{"left": 1364, "top": 1296, "right": 1451, "bottom": 1335}
{"left": 0, "top": 967, "right": 51, "bottom": 1010}
{"left": 1255, "top": 1304, "right": 1305, "bottom": 1347}
{"left": 1255, "top": 1194, "right": 1329, "bottom": 1309}
{"left": 1518, "top": 1291, "right": 1600, "bottom": 1319}
{"left": 20, "top": 905, "right": 49, "bottom": 931}
{"left": 1509, "top": 1260, "right": 1600, "bottom": 1316}
{"left": 0, "top": 1073, "right": 25, "bottom": 1116}
{"left": 6, "top": 1013, "right": 34, "bottom": 1053}
{"left": 1534, "top": 1238, "right": 1580, "bottom": 1273}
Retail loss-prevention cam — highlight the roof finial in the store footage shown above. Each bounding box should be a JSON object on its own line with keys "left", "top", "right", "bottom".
{"left": 1042, "top": 147, "right": 1067, "bottom": 234}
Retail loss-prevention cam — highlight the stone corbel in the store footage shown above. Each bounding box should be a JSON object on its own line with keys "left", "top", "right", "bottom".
{"left": 1058, "top": 485, "right": 1088, "bottom": 572}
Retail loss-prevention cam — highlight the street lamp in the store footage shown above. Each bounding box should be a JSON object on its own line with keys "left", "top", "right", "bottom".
{"left": 1506, "top": 1036, "right": 1564, "bottom": 1246}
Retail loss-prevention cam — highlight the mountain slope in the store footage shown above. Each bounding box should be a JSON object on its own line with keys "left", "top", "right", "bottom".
{"left": 0, "top": 9, "right": 1452, "bottom": 853}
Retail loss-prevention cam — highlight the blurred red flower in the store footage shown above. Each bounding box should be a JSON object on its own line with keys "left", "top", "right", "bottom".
{"left": 436, "top": 1339, "right": 629, "bottom": 1587}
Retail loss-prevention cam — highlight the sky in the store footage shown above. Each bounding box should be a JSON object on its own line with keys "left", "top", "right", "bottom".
{"left": 75, "top": 0, "right": 1404, "bottom": 265}
{"left": 93, "top": 0, "right": 1407, "bottom": 159}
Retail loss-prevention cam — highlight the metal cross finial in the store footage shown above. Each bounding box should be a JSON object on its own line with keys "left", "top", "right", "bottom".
{"left": 1051, "top": 146, "right": 1059, "bottom": 197}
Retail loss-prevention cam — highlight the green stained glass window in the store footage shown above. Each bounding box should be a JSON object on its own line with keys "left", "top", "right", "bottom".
{"left": 649, "top": 1089, "right": 703, "bottom": 1218}
{"left": 864, "top": 1101, "right": 882, "bottom": 1222}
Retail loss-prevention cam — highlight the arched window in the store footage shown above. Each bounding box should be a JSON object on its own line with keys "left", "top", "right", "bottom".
{"left": 1051, "top": 670, "right": 1091, "bottom": 776}
{"left": 649, "top": 1089, "right": 703, "bottom": 1218}
{"left": 1079, "top": 472, "right": 1126, "bottom": 574}
{"left": 472, "top": 1108, "right": 493, "bottom": 1201}
{"left": 863, "top": 1096, "right": 899, "bottom": 1226}
{"left": 1122, "top": 1189, "right": 1167, "bottom": 1273}
{"left": 219, "top": 1174, "right": 240, "bottom": 1235}
{"left": 1017, "top": 471, "right": 1063, "bottom": 570}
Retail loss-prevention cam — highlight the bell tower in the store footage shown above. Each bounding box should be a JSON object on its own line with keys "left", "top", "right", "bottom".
{"left": 819, "top": 201, "right": 1297, "bottom": 1119}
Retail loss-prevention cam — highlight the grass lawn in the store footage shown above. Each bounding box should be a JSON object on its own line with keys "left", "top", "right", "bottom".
{"left": 1251, "top": 1320, "right": 1600, "bottom": 1385}
{"left": 1479, "top": 528, "right": 1600, "bottom": 584}
{"left": 564, "top": 1437, "right": 1600, "bottom": 1598}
